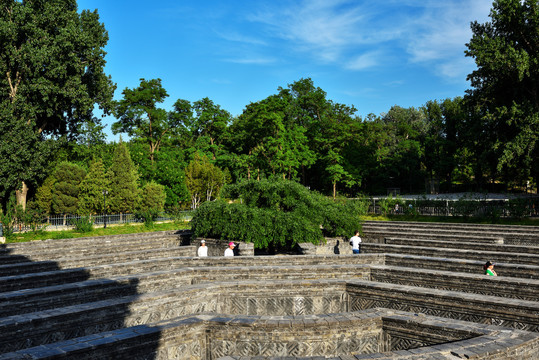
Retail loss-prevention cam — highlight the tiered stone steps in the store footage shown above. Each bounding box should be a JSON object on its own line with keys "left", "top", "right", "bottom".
{"left": 0, "top": 222, "right": 537, "bottom": 359}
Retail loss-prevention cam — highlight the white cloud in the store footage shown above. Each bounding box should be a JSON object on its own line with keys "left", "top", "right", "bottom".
{"left": 248, "top": 0, "right": 393, "bottom": 64}
{"left": 224, "top": 57, "right": 277, "bottom": 65}
{"left": 216, "top": 31, "right": 267, "bottom": 46}
{"left": 218, "top": 0, "right": 492, "bottom": 78}
{"left": 404, "top": 1, "right": 492, "bottom": 77}
{"left": 345, "top": 51, "right": 383, "bottom": 70}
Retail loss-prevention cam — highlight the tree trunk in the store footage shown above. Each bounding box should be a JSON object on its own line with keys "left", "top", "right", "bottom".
{"left": 15, "top": 181, "right": 28, "bottom": 211}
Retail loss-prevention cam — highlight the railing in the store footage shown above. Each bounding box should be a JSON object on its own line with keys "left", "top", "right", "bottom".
{"left": 10, "top": 211, "right": 194, "bottom": 233}
{"left": 367, "top": 196, "right": 539, "bottom": 217}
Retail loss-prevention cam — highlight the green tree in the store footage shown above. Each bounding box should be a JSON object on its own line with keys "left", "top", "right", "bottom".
{"left": 185, "top": 153, "right": 226, "bottom": 209}
{"left": 153, "top": 147, "right": 190, "bottom": 209}
{"left": 0, "top": 0, "right": 115, "bottom": 209}
{"left": 113, "top": 78, "right": 185, "bottom": 163}
{"left": 139, "top": 181, "right": 166, "bottom": 213}
{"left": 34, "top": 175, "right": 55, "bottom": 216}
{"left": 108, "top": 141, "right": 140, "bottom": 213}
{"left": 189, "top": 97, "right": 231, "bottom": 157}
{"left": 465, "top": 0, "right": 539, "bottom": 188}
{"left": 51, "top": 161, "right": 87, "bottom": 214}
{"left": 423, "top": 98, "right": 465, "bottom": 190}
{"left": 78, "top": 158, "right": 109, "bottom": 215}
{"left": 226, "top": 84, "right": 316, "bottom": 183}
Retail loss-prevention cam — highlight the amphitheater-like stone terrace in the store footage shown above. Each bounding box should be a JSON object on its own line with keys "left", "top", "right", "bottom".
{"left": 0, "top": 222, "right": 538, "bottom": 359}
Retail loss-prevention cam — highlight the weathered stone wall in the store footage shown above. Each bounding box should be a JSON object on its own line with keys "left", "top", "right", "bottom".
{"left": 193, "top": 238, "right": 255, "bottom": 257}
{"left": 298, "top": 237, "right": 353, "bottom": 255}
{"left": 3, "top": 310, "right": 538, "bottom": 360}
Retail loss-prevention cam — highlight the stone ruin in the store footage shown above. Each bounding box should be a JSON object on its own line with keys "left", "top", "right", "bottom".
{"left": 0, "top": 221, "right": 538, "bottom": 359}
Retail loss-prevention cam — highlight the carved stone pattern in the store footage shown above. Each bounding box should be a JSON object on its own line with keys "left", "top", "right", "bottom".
{"left": 209, "top": 334, "right": 381, "bottom": 358}
{"left": 351, "top": 296, "right": 538, "bottom": 332}
{"left": 389, "top": 335, "right": 429, "bottom": 351}
{"left": 221, "top": 295, "right": 346, "bottom": 316}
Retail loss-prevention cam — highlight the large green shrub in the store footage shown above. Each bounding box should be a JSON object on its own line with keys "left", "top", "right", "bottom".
{"left": 70, "top": 216, "right": 94, "bottom": 233}
{"left": 192, "top": 179, "right": 362, "bottom": 251}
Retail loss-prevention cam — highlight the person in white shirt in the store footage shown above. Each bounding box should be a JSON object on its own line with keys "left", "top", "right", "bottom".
{"left": 349, "top": 230, "right": 362, "bottom": 254}
{"left": 197, "top": 240, "right": 208, "bottom": 257}
{"left": 224, "top": 242, "right": 235, "bottom": 257}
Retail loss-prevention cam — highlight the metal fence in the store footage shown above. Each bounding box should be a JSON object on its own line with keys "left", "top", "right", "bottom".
{"left": 368, "top": 197, "right": 539, "bottom": 217}
{"left": 11, "top": 211, "right": 194, "bottom": 233}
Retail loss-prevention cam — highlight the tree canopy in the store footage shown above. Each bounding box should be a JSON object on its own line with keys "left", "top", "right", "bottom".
{"left": 0, "top": 0, "right": 115, "bottom": 207}
{"left": 465, "top": 0, "right": 539, "bottom": 187}
{"left": 191, "top": 179, "right": 363, "bottom": 251}
{"left": 1, "top": 0, "right": 538, "bottom": 218}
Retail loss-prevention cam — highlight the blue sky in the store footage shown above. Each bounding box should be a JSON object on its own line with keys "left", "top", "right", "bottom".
{"left": 77, "top": 0, "right": 492, "bottom": 141}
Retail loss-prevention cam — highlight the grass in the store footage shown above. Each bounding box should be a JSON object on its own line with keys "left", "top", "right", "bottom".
{"left": 5, "top": 221, "right": 191, "bottom": 243}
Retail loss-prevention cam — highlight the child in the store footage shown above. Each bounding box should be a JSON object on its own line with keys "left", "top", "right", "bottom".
{"left": 483, "top": 260, "right": 497, "bottom": 276}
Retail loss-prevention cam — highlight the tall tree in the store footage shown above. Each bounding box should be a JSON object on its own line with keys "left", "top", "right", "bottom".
{"left": 153, "top": 147, "right": 190, "bottom": 209}
{"left": 113, "top": 78, "right": 186, "bottom": 163}
{"left": 51, "top": 161, "right": 87, "bottom": 215}
{"left": 423, "top": 98, "right": 464, "bottom": 190}
{"left": 108, "top": 141, "right": 140, "bottom": 214}
{"left": 139, "top": 182, "right": 166, "bottom": 213}
{"left": 0, "top": 0, "right": 115, "bottom": 208}
{"left": 465, "top": 0, "right": 539, "bottom": 187}
{"left": 34, "top": 175, "right": 55, "bottom": 216}
{"left": 78, "top": 158, "right": 109, "bottom": 215}
{"left": 227, "top": 93, "right": 314, "bottom": 182}
{"left": 185, "top": 153, "right": 226, "bottom": 209}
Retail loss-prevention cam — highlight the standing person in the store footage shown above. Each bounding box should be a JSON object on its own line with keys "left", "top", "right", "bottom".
{"left": 349, "top": 230, "right": 362, "bottom": 254}
{"left": 224, "top": 242, "right": 235, "bottom": 257}
{"left": 197, "top": 240, "right": 208, "bottom": 257}
{"left": 483, "top": 261, "right": 497, "bottom": 276}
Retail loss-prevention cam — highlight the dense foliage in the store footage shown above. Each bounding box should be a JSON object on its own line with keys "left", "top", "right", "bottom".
{"left": 0, "top": 0, "right": 115, "bottom": 208}
{"left": 191, "top": 179, "right": 363, "bottom": 251}
{"left": 1, "top": 0, "right": 537, "bottom": 223}
{"left": 465, "top": 0, "right": 539, "bottom": 186}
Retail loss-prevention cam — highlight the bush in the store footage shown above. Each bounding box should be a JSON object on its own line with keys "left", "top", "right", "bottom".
{"left": 452, "top": 195, "right": 481, "bottom": 217}
{"left": 0, "top": 195, "right": 18, "bottom": 238}
{"left": 134, "top": 209, "right": 159, "bottom": 229}
{"left": 192, "top": 179, "right": 362, "bottom": 251}
{"left": 70, "top": 216, "right": 93, "bottom": 233}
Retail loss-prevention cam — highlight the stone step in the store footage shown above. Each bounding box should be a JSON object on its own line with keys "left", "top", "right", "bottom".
{"left": 362, "top": 221, "right": 539, "bottom": 246}
{"left": 2, "top": 262, "right": 537, "bottom": 320}
{"left": 362, "top": 220, "right": 539, "bottom": 234}
{"left": 0, "top": 279, "right": 347, "bottom": 353}
{"left": 362, "top": 243, "right": 539, "bottom": 266}
{"left": 347, "top": 279, "right": 539, "bottom": 332}
{"left": 0, "top": 254, "right": 384, "bottom": 292}
{"left": 385, "top": 253, "right": 539, "bottom": 280}
{"left": 0, "top": 236, "right": 181, "bottom": 259}
{"left": 3, "top": 276, "right": 538, "bottom": 355}
{"left": 369, "top": 265, "right": 539, "bottom": 301}
{"left": 0, "top": 264, "right": 372, "bottom": 317}
{"left": 361, "top": 230, "right": 504, "bottom": 244}
{"left": 0, "top": 229, "right": 188, "bottom": 250}
{"left": 4, "top": 310, "right": 535, "bottom": 360}
{"left": 0, "top": 245, "right": 194, "bottom": 267}
{"left": 384, "top": 237, "right": 539, "bottom": 255}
